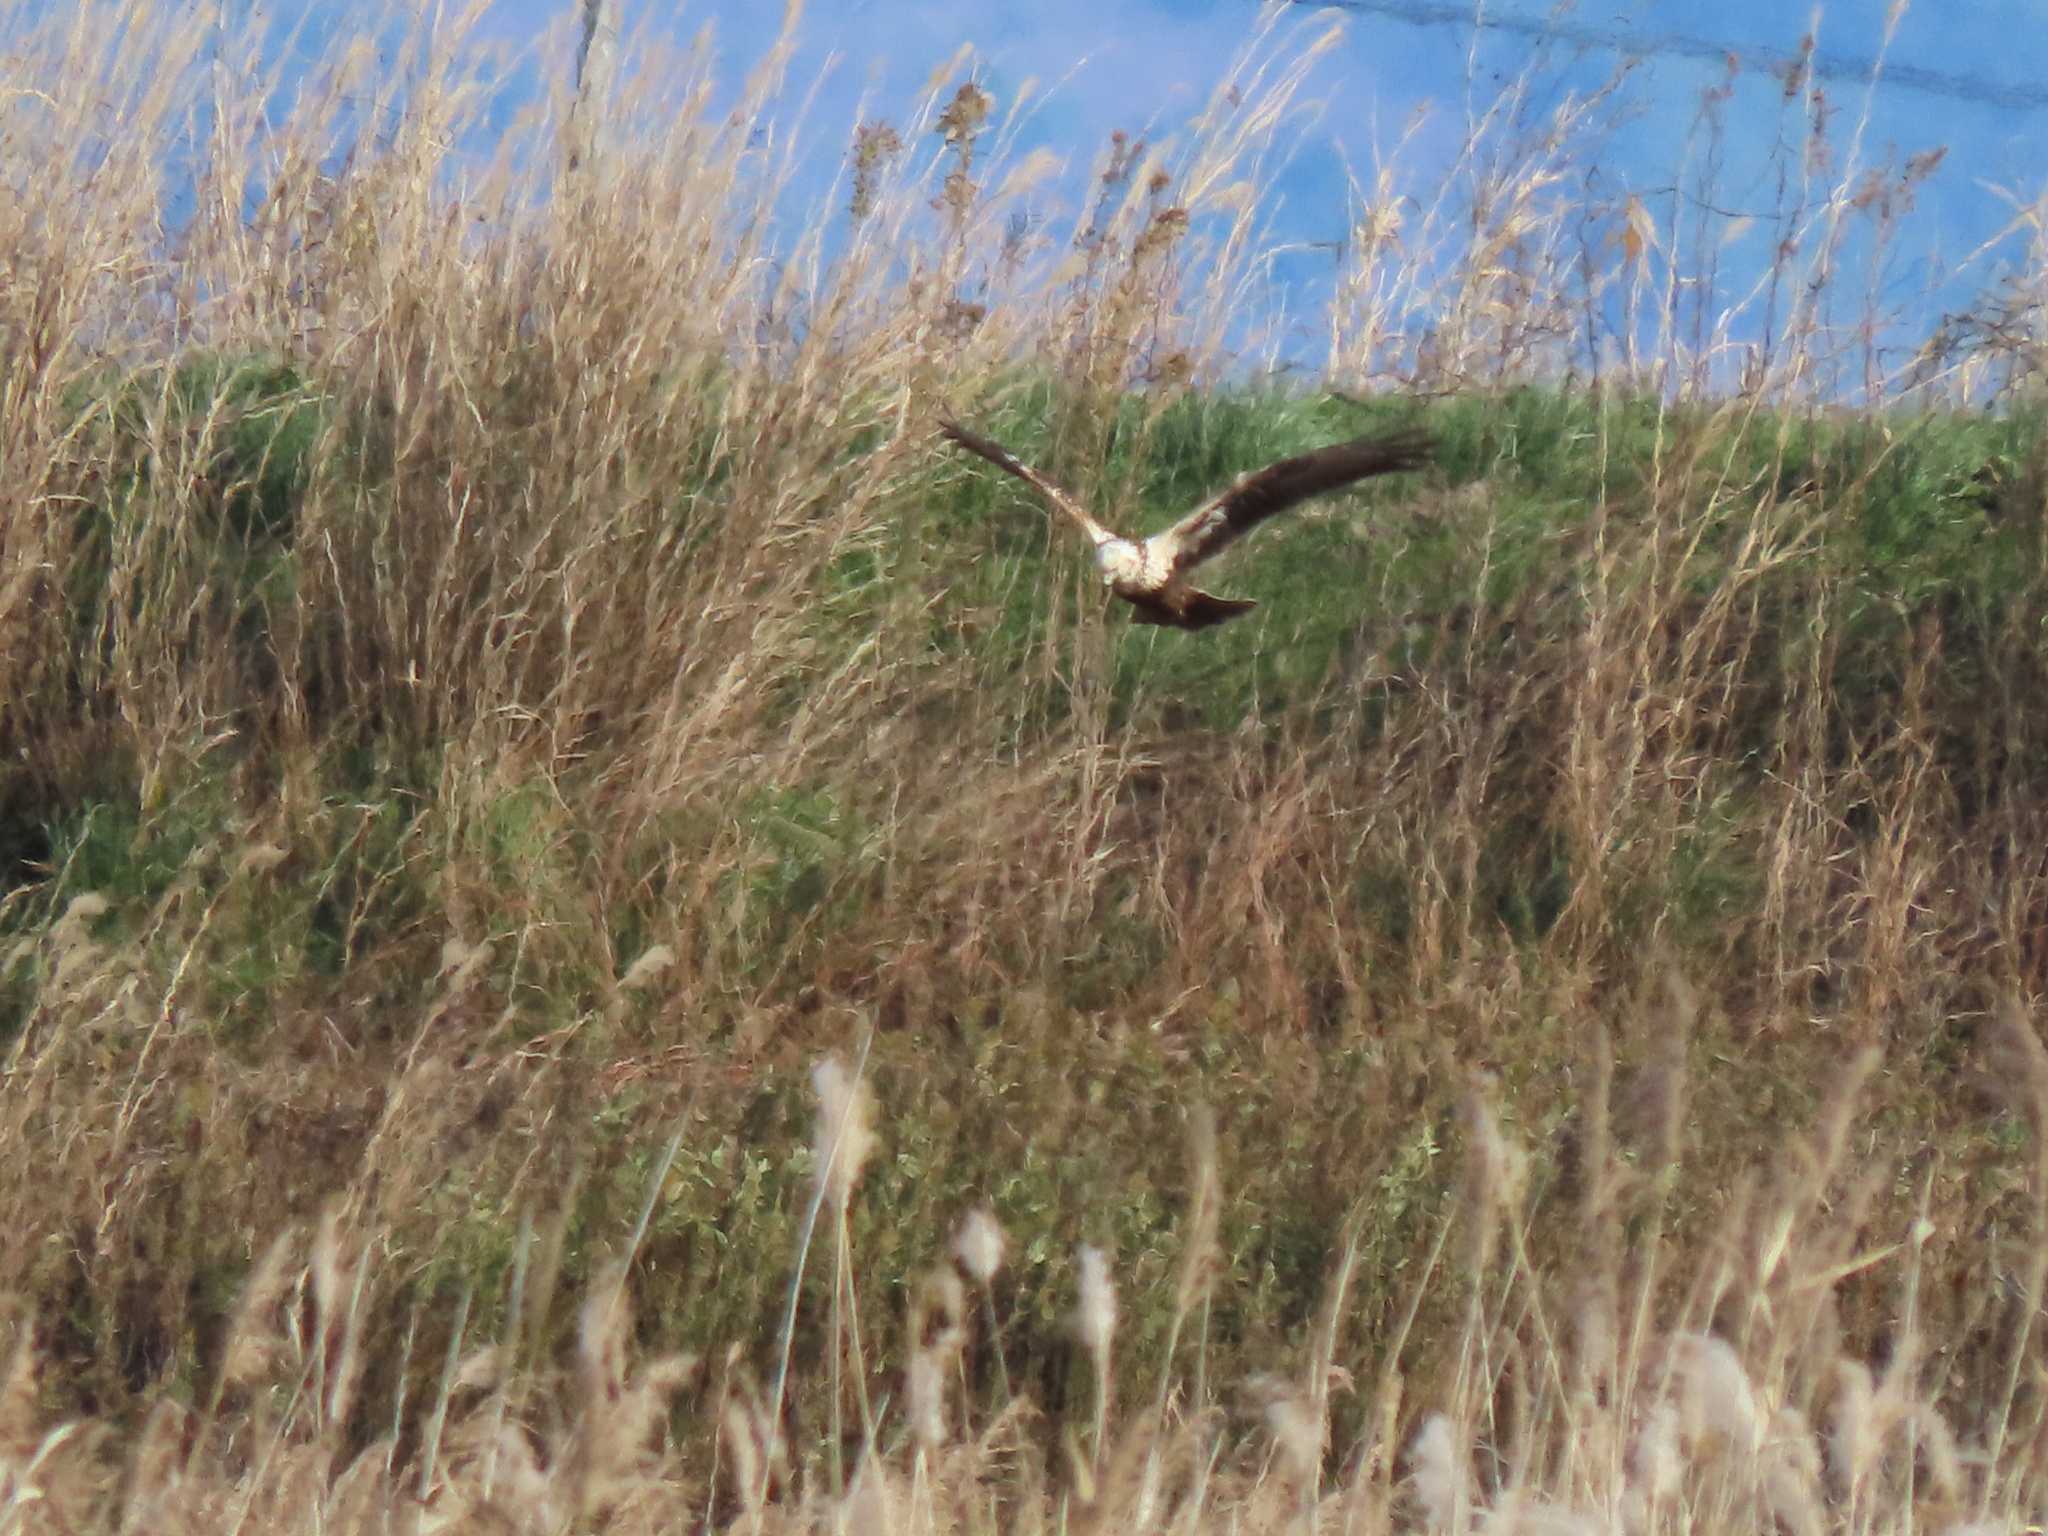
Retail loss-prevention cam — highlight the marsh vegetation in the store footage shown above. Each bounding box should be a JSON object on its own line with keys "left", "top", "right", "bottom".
{"left": 2, "top": 2, "right": 2047, "bottom": 1530}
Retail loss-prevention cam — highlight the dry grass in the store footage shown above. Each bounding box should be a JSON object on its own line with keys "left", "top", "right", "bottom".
{"left": 3, "top": 1012, "right": 2044, "bottom": 1533}
{"left": 3, "top": 1, "right": 2048, "bottom": 1531}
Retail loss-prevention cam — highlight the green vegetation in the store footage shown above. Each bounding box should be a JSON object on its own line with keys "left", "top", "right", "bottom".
{"left": 3, "top": 1, "right": 2048, "bottom": 1531}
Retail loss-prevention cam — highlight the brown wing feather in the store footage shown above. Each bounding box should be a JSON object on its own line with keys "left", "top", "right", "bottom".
{"left": 1156, "top": 424, "right": 1435, "bottom": 575}
{"left": 1173, "top": 588, "right": 1259, "bottom": 630}
{"left": 938, "top": 419, "right": 1109, "bottom": 541}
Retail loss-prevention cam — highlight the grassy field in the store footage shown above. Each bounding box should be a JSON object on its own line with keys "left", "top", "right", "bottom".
{"left": 4, "top": 2, "right": 2048, "bottom": 1531}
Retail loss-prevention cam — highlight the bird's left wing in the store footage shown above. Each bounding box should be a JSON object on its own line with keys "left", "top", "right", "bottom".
{"left": 1155, "top": 424, "right": 1436, "bottom": 574}
{"left": 938, "top": 419, "right": 1113, "bottom": 544}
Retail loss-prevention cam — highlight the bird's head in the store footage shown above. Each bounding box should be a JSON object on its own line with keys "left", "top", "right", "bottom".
{"left": 1097, "top": 539, "right": 1146, "bottom": 587}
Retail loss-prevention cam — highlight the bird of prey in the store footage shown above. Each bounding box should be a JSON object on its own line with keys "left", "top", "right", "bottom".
{"left": 939, "top": 417, "right": 1434, "bottom": 630}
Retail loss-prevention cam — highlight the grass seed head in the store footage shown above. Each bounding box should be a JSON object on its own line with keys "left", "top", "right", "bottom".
{"left": 810, "top": 1054, "right": 877, "bottom": 1210}
{"left": 952, "top": 1206, "right": 1007, "bottom": 1285}
{"left": 1247, "top": 1373, "right": 1322, "bottom": 1485}
{"left": 219, "top": 1227, "right": 301, "bottom": 1393}
{"left": 843, "top": 1456, "right": 901, "bottom": 1536}
{"left": 1478, "top": 1494, "right": 1602, "bottom": 1536}
{"left": 0, "top": 1331, "right": 39, "bottom": 1458}
{"left": 1073, "top": 1243, "right": 1117, "bottom": 1361}
{"left": 1828, "top": 1358, "right": 1876, "bottom": 1497}
{"left": 1912, "top": 1400, "right": 1964, "bottom": 1503}
{"left": 618, "top": 943, "right": 676, "bottom": 992}
{"left": 123, "top": 1397, "right": 194, "bottom": 1520}
{"left": 1668, "top": 1333, "right": 1762, "bottom": 1461}
{"left": 1761, "top": 1408, "right": 1825, "bottom": 1536}
{"left": 907, "top": 1349, "right": 949, "bottom": 1451}
{"left": 1408, "top": 1412, "right": 1467, "bottom": 1532}
{"left": 1626, "top": 1399, "right": 1681, "bottom": 1513}
{"left": 1460, "top": 1075, "right": 1527, "bottom": 1273}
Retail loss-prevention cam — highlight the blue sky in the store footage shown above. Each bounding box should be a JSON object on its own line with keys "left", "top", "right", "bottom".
{"left": 193, "top": 0, "right": 2048, "bottom": 388}
{"left": 496, "top": 0, "right": 2046, "bottom": 385}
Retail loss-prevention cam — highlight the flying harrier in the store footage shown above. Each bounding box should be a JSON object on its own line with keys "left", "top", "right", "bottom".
{"left": 939, "top": 417, "right": 1434, "bottom": 630}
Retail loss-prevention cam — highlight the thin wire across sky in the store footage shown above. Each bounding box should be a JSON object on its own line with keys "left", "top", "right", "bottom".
{"left": 1294, "top": 0, "right": 2048, "bottom": 112}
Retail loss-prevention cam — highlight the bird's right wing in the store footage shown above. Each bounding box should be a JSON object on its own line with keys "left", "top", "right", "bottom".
{"left": 1156, "top": 424, "right": 1436, "bottom": 574}
{"left": 938, "top": 420, "right": 1113, "bottom": 544}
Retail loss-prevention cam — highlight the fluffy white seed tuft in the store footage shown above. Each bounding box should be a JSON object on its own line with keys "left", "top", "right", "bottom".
{"left": 1669, "top": 1333, "right": 1761, "bottom": 1460}
{"left": 1409, "top": 1412, "right": 1466, "bottom": 1532}
{"left": 1073, "top": 1244, "right": 1117, "bottom": 1360}
{"left": 1248, "top": 1373, "right": 1323, "bottom": 1484}
{"left": 1829, "top": 1358, "right": 1875, "bottom": 1496}
{"left": 953, "top": 1206, "right": 1006, "bottom": 1284}
{"left": 810, "top": 1055, "right": 877, "bottom": 1210}
{"left": 906, "top": 1350, "right": 948, "bottom": 1452}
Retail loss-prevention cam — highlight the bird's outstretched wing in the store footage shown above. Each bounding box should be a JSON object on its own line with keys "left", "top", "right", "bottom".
{"left": 938, "top": 420, "right": 1116, "bottom": 544}
{"left": 1153, "top": 424, "right": 1435, "bottom": 575}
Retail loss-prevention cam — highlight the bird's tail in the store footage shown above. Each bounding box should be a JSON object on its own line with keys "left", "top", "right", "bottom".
{"left": 1174, "top": 589, "right": 1259, "bottom": 630}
